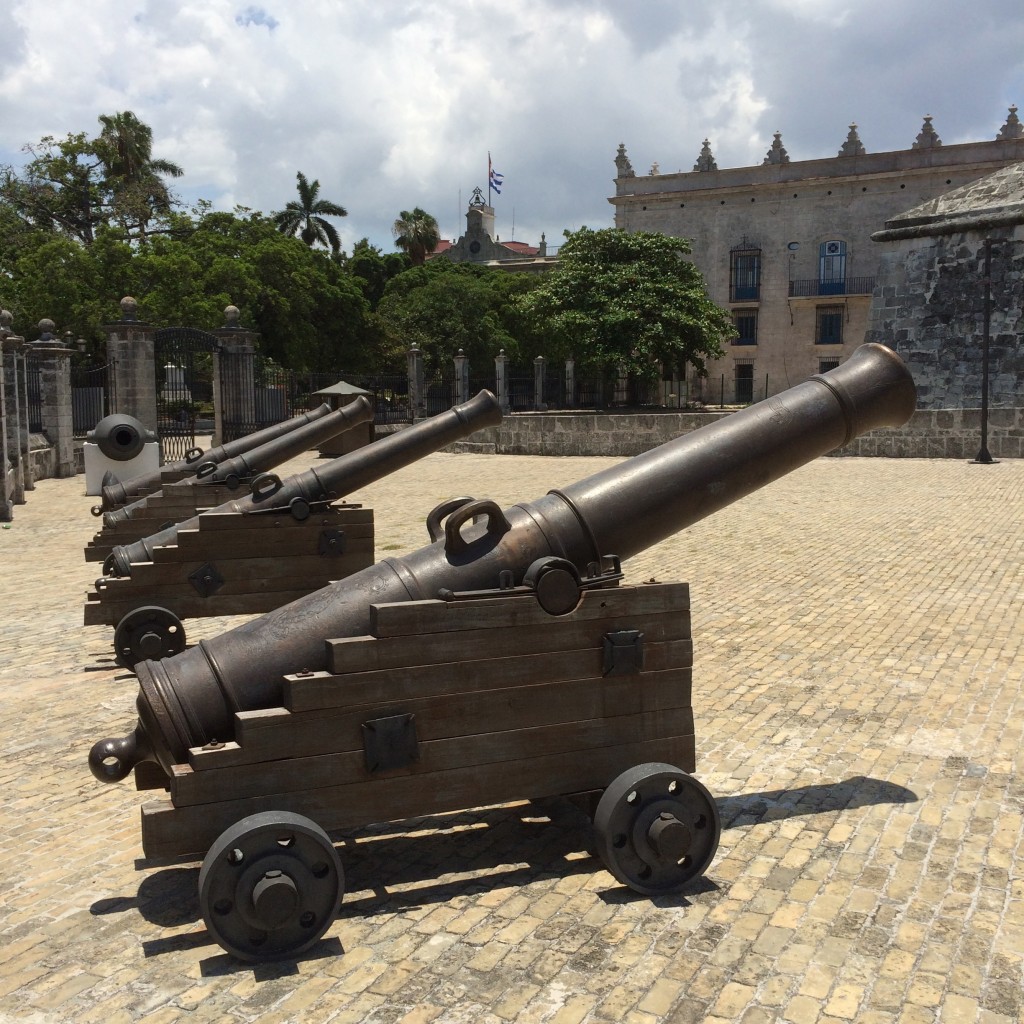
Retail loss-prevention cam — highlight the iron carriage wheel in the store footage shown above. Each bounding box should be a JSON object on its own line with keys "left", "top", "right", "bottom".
{"left": 593, "top": 762, "right": 721, "bottom": 896}
{"left": 113, "top": 605, "right": 186, "bottom": 670}
{"left": 198, "top": 811, "right": 344, "bottom": 962}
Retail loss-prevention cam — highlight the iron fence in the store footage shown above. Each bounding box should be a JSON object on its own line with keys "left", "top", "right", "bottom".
{"left": 71, "top": 362, "right": 110, "bottom": 437}
{"left": 24, "top": 353, "right": 42, "bottom": 433}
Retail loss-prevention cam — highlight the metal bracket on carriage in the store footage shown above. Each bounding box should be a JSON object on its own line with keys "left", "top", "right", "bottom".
{"left": 434, "top": 553, "right": 624, "bottom": 616}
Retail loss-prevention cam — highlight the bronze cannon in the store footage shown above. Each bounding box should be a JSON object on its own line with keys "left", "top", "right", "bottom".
{"left": 98, "top": 396, "right": 373, "bottom": 532}
{"left": 87, "top": 413, "right": 157, "bottom": 462}
{"left": 95, "top": 402, "right": 338, "bottom": 514}
{"left": 87, "top": 392, "right": 503, "bottom": 667}
{"left": 89, "top": 344, "right": 915, "bottom": 962}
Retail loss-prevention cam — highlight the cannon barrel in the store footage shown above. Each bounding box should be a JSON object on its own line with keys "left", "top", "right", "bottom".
{"left": 97, "top": 403, "right": 336, "bottom": 512}
{"left": 102, "top": 397, "right": 373, "bottom": 528}
{"left": 102, "top": 390, "right": 502, "bottom": 578}
{"left": 87, "top": 414, "right": 157, "bottom": 462}
{"left": 90, "top": 344, "right": 915, "bottom": 783}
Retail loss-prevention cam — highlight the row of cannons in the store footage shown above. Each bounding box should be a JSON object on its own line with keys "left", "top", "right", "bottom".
{"left": 86, "top": 344, "right": 917, "bottom": 963}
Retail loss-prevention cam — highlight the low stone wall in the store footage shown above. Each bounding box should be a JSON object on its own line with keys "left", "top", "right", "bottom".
{"left": 835, "top": 407, "right": 1024, "bottom": 459}
{"left": 445, "top": 407, "right": 1024, "bottom": 460}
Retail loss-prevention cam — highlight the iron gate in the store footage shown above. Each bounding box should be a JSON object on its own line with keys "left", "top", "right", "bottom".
{"left": 154, "top": 327, "right": 217, "bottom": 461}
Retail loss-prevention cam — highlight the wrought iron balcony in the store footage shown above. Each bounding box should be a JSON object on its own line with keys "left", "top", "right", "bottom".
{"left": 788, "top": 277, "right": 876, "bottom": 297}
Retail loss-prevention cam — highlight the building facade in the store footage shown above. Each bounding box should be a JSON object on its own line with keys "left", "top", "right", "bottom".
{"left": 432, "top": 188, "right": 559, "bottom": 274}
{"left": 609, "top": 109, "right": 1024, "bottom": 405}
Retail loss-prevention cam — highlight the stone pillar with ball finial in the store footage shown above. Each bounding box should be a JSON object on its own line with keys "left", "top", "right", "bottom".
{"left": 104, "top": 296, "right": 158, "bottom": 434}
{"left": 212, "top": 304, "right": 258, "bottom": 447}
{"left": 30, "top": 318, "right": 75, "bottom": 477}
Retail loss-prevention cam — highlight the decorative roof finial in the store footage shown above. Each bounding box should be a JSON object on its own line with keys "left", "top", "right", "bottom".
{"left": 838, "top": 123, "right": 866, "bottom": 157}
{"left": 615, "top": 143, "right": 635, "bottom": 178}
{"left": 763, "top": 131, "right": 790, "bottom": 166}
{"left": 648, "top": 161, "right": 660, "bottom": 175}
{"left": 693, "top": 139, "right": 718, "bottom": 172}
{"left": 912, "top": 115, "right": 942, "bottom": 150}
{"left": 997, "top": 105, "right": 1023, "bottom": 141}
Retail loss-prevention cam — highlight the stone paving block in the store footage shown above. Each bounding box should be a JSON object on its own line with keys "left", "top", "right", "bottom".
{"left": 1, "top": 454, "right": 1024, "bottom": 1022}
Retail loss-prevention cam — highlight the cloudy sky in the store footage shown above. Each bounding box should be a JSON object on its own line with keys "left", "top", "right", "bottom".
{"left": 2, "top": 0, "right": 1022, "bottom": 256}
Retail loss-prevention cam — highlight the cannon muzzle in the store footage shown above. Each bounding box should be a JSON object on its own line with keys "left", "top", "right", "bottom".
{"left": 96, "top": 403, "right": 337, "bottom": 513}
{"left": 101, "top": 390, "right": 502, "bottom": 578}
{"left": 87, "top": 414, "right": 157, "bottom": 462}
{"left": 101, "top": 397, "right": 373, "bottom": 528}
{"left": 90, "top": 344, "right": 915, "bottom": 782}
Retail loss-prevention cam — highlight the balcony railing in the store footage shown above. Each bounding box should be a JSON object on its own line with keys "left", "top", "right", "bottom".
{"left": 789, "top": 276, "right": 876, "bottom": 297}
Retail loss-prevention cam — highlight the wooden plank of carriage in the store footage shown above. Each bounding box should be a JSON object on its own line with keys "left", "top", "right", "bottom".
{"left": 367, "top": 582, "right": 689, "bottom": 639}
{"left": 141, "top": 733, "right": 696, "bottom": 860}
{"left": 190, "top": 504, "right": 373, "bottom": 532}
{"left": 170, "top": 703, "right": 695, "bottom": 808}
{"left": 163, "top": 520, "right": 373, "bottom": 561}
{"left": 327, "top": 609, "right": 687, "bottom": 676}
{"left": 186, "top": 662, "right": 690, "bottom": 775}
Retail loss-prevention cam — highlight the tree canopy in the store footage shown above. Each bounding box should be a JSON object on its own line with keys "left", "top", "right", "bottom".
{"left": 375, "top": 259, "right": 541, "bottom": 372}
{"left": 392, "top": 207, "right": 441, "bottom": 266}
{"left": 514, "top": 227, "right": 734, "bottom": 380}
{"left": 0, "top": 112, "right": 184, "bottom": 244}
{"left": 272, "top": 172, "right": 348, "bottom": 254}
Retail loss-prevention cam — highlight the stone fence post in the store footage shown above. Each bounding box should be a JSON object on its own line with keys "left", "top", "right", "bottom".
{"left": 30, "top": 319, "right": 75, "bottom": 478}
{"left": 533, "top": 355, "right": 547, "bottom": 411}
{"left": 1, "top": 313, "right": 30, "bottom": 501}
{"left": 453, "top": 349, "right": 470, "bottom": 407}
{"left": 494, "top": 349, "right": 510, "bottom": 414}
{"left": 212, "top": 305, "right": 258, "bottom": 446}
{"left": 407, "top": 344, "right": 426, "bottom": 421}
{"left": 105, "top": 296, "right": 157, "bottom": 432}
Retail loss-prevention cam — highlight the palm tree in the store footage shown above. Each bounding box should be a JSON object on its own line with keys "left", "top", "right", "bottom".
{"left": 95, "top": 110, "right": 184, "bottom": 236}
{"left": 392, "top": 207, "right": 441, "bottom": 266}
{"left": 273, "top": 172, "right": 348, "bottom": 254}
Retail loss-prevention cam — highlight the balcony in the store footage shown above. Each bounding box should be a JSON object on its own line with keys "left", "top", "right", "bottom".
{"left": 788, "top": 276, "right": 876, "bottom": 298}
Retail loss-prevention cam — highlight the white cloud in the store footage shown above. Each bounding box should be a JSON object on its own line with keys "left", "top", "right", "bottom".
{"left": 1, "top": 0, "right": 1021, "bottom": 258}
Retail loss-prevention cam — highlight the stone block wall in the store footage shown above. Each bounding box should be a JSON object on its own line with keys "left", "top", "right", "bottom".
{"left": 441, "top": 407, "right": 1024, "bottom": 460}
{"left": 867, "top": 231, "right": 1024, "bottom": 410}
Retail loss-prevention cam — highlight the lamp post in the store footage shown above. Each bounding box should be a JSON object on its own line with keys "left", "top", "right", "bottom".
{"left": 971, "top": 238, "right": 998, "bottom": 465}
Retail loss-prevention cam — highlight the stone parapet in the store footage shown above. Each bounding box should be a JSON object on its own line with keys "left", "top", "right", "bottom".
{"left": 441, "top": 407, "right": 1024, "bottom": 460}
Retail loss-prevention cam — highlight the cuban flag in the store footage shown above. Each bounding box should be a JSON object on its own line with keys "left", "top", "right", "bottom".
{"left": 488, "top": 153, "right": 504, "bottom": 195}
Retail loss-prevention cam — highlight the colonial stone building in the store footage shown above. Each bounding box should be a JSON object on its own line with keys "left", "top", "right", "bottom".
{"left": 432, "top": 188, "right": 559, "bottom": 274}
{"left": 610, "top": 108, "right": 1024, "bottom": 405}
{"left": 867, "top": 161, "right": 1024, "bottom": 410}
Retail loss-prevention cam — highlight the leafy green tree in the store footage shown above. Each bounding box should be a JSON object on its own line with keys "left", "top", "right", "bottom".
{"left": 347, "top": 238, "right": 409, "bottom": 309}
{"left": 392, "top": 207, "right": 441, "bottom": 266}
{"left": 376, "top": 260, "right": 525, "bottom": 372}
{"left": 273, "top": 172, "right": 347, "bottom": 254}
{"left": 515, "top": 227, "right": 734, "bottom": 381}
{"left": 1, "top": 113, "right": 183, "bottom": 244}
{"left": 95, "top": 110, "right": 184, "bottom": 238}
{"left": 0, "top": 132, "right": 107, "bottom": 243}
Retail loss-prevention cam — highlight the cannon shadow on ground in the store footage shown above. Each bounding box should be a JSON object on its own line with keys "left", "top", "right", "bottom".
{"left": 87, "top": 774, "right": 917, "bottom": 969}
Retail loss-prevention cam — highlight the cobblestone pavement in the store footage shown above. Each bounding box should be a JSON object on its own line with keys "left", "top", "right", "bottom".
{"left": 0, "top": 450, "right": 1022, "bottom": 1024}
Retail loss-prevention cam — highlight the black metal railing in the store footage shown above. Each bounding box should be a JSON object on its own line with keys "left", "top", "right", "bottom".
{"left": 71, "top": 362, "right": 110, "bottom": 437}
{"left": 24, "top": 354, "right": 43, "bottom": 433}
{"left": 789, "top": 276, "right": 876, "bottom": 297}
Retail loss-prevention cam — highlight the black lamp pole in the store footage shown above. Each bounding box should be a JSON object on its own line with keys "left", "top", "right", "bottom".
{"left": 972, "top": 238, "right": 996, "bottom": 465}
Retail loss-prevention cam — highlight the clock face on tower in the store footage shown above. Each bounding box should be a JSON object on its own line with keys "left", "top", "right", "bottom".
{"left": 469, "top": 240, "right": 481, "bottom": 254}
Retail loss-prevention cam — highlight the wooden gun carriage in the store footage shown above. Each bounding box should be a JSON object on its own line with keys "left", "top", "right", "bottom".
{"left": 85, "top": 393, "right": 502, "bottom": 669}
{"left": 137, "top": 563, "right": 717, "bottom": 963}
{"left": 89, "top": 345, "right": 917, "bottom": 963}
{"left": 84, "top": 498, "right": 375, "bottom": 669}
